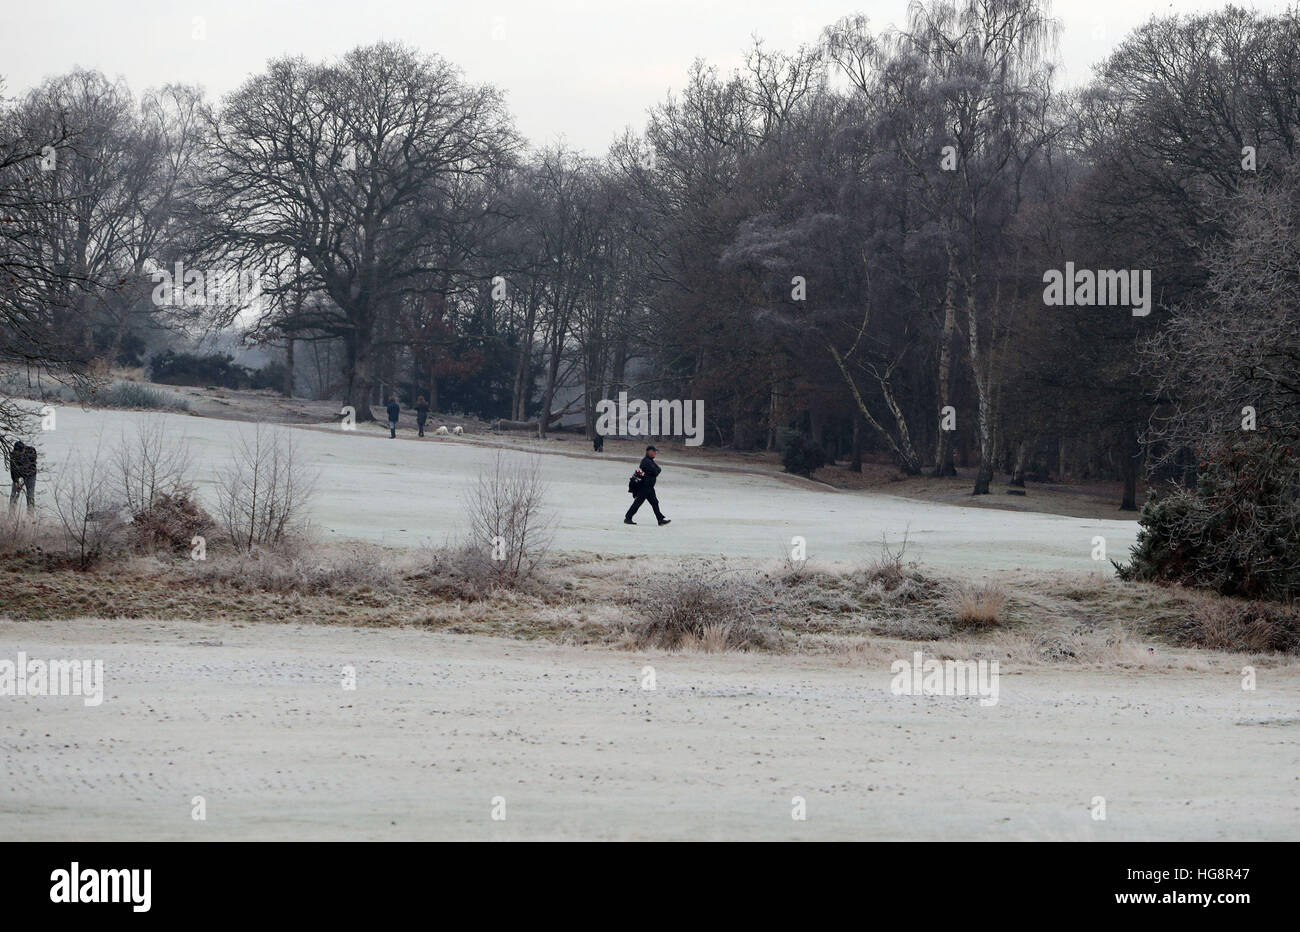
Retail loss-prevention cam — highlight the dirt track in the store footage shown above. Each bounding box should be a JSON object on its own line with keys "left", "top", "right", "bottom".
{"left": 3, "top": 617, "right": 1296, "bottom": 840}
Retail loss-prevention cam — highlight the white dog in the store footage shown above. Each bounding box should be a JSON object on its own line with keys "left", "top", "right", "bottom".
{"left": 435, "top": 425, "right": 449, "bottom": 435}
{"left": 452, "top": 425, "right": 464, "bottom": 435}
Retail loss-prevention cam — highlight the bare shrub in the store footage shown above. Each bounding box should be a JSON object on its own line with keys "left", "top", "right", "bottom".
{"left": 412, "top": 545, "right": 498, "bottom": 600}
{"left": 859, "top": 531, "right": 913, "bottom": 590}
{"left": 115, "top": 416, "right": 194, "bottom": 515}
{"left": 631, "top": 563, "right": 777, "bottom": 651}
{"left": 215, "top": 424, "right": 316, "bottom": 551}
{"left": 775, "top": 537, "right": 810, "bottom": 582}
{"left": 130, "top": 490, "right": 215, "bottom": 553}
{"left": 949, "top": 582, "right": 1009, "bottom": 627}
{"left": 464, "top": 451, "right": 554, "bottom": 585}
{"left": 49, "top": 434, "right": 127, "bottom": 569}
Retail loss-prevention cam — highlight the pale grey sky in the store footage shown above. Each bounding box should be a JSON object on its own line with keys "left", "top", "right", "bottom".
{"left": 2, "top": 0, "right": 1290, "bottom": 153}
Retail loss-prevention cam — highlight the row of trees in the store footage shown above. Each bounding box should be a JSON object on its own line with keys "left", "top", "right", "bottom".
{"left": 3, "top": 2, "right": 1296, "bottom": 514}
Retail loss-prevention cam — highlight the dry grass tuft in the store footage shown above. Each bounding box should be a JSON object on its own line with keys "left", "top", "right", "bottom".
{"left": 949, "top": 582, "right": 1009, "bottom": 628}
{"left": 1192, "top": 599, "right": 1300, "bottom": 654}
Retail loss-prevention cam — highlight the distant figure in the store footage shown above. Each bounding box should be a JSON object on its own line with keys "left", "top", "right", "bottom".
{"left": 7, "top": 440, "right": 37, "bottom": 512}
{"left": 593, "top": 433, "right": 604, "bottom": 453}
{"left": 386, "top": 395, "right": 400, "bottom": 439}
{"left": 415, "top": 396, "right": 430, "bottom": 437}
{"left": 625, "top": 444, "right": 669, "bottom": 526}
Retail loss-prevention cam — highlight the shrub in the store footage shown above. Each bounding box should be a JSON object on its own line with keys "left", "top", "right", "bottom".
{"left": 84, "top": 381, "right": 188, "bottom": 411}
{"left": 130, "top": 490, "right": 215, "bottom": 553}
{"left": 857, "top": 532, "right": 913, "bottom": 591}
{"left": 250, "top": 360, "right": 288, "bottom": 392}
{"left": 413, "top": 545, "right": 498, "bottom": 600}
{"left": 631, "top": 563, "right": 777, "bottom": 650}
{"left": 1117, "top": 438, "right": 1300, "bottom": 600}
{"left": 149, "top": 350, "right": 251, "bottom": 389}
{"left": 780, "top": 431, "right": 826, "bottom": 478}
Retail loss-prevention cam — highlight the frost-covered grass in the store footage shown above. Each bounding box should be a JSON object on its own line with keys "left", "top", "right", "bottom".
{"left": 29, "top": 407, "right": 1139, "bottom": 569}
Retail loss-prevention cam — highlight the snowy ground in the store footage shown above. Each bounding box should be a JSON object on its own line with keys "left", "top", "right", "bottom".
{"left": 2, "top": 617, "right": 1296, "bottom": 841}
{"left": 7, "top": 407, "right": 1295, "bottom": 842}
{"left": 34, "top": 407, "right": 1137, "bottom": 571}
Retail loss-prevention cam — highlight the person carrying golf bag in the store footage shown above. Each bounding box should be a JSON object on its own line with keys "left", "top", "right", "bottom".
{"left": 625, "top": 445, "right": 669, "bottom": 526}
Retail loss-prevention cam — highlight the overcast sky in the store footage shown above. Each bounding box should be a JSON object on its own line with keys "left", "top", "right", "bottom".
{"left": 2, "top": 0, "right": 1291, "bottom": 154}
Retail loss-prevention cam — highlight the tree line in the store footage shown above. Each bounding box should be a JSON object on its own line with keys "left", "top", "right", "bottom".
{"left": 3, "top": 1, "right": 1298, "bottom": 521}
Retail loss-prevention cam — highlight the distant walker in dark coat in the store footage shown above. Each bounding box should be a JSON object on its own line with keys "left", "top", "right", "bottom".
{"left": 386, "top": 396, "right": 400, "bottom": 439}
{"left": 415, "top": 396, "right": 430, "bottom": 437}
{"left": 625, "top": 445, "right": 670, "bottom": 526}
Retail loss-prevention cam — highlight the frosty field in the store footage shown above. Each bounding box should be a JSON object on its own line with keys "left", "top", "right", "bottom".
{"left": 36, "top": 407, "right": 1137, "bottom": 570}
{"left": 7, "top": 406, "right": 1295, "bottom": 843}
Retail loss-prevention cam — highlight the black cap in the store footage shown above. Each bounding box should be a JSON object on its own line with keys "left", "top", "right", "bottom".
{"left": 646, "top": 445, "right": 657, "bottom": 452}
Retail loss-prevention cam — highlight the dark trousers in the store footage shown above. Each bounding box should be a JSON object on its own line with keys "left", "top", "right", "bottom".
{"left": 10, "top": 476, "right": 34, "bottom": 511}
{"left": 418, "top": 417, "right": 427, "bottom": 437}
{"left": 626, "top": 489, "right": 664, "bottom": 522}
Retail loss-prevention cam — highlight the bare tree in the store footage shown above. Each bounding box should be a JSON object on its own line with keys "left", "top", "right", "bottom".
{"left": 215, "top": 424, "right": 317, "bottom": 551}
{"left": 193, "top": 42, "right": 520, "bottom": 421}
{"left": 115, "top": 415, "right": 193, "bottom": 514}
{"left": 49, "top": 431, "right": 124, "bottom": 568}
{"left": 465, "top": 451, "right": 554, "bottom": 583}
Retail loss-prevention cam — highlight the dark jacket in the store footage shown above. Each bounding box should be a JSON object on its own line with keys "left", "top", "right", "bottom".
{"left": 638, "top": 455, "right": 661, "bottom": 489}
{"left": 386, "top": 401, "right": 400, "bottom": 423}
{"left": 415, "top": 403, "right": 429, "bottom": 424}
{"left": 9, "top": 442, "right": 36, "bottom": 480}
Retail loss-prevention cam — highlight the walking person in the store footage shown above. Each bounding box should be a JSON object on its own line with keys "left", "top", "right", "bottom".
{"left": 625, "top": 444, "right": 670, "bottom": 526}
{"left": 7, "top": 439, "right": 37, "bottom": 513}
{"left": 415, "top": 396, "right": 430, "bottom": 437}
{"left": 386, "top": 395, "right": 400, "bottom": 439}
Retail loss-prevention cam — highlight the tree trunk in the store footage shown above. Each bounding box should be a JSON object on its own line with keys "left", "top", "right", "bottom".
{"left": 1120, "top": 424, "right": 1140, "bottom": 511}
{"left": 284, "top": 336, "right": 294, "bottom": 398}
{"left": 932, "top": 246, "right": 959, "bottom": 477}
{"left": 343, "top": 334, "right": 375, "bottom": 421}
{"left": 1010, "top": 437, "right": 1028, "bottom": 487}
{"left": 827, "top": 344, "right": 921, "bottom": 475}
{"left": 850, "top": 414, "right": 863, "bottom": 473}
{"left": 538, "top": 351, "right": 562, "bottom": 440}
{"left": 427, "top": 350, "right": 439, "bottom": 414}
{"left": 967, "top": 287, "right": 995, "bottom": 495}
